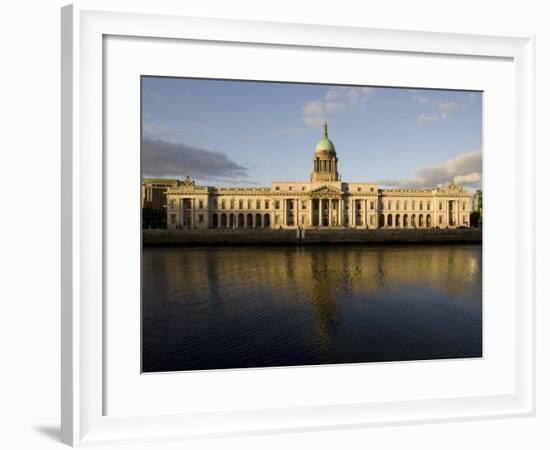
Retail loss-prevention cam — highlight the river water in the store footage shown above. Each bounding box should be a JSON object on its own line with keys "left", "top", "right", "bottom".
{"left": 142, "top": 244, "right": 482, "bottom": 372}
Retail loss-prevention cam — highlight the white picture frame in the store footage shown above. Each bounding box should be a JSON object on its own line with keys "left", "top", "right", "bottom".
{"left": 61, "top": 2, "right": 535, "bottom": 446}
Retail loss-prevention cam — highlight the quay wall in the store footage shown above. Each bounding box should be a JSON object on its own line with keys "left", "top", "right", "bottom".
{"left": 143, "top": 228, "right": 482, "bottom": 246}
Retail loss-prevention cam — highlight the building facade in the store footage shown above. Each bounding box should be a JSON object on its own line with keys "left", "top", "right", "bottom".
{"left": 162, "top": 123, "right": 472, "bottom": 230}
{"left": 472, "top": 188, "right": 483, "bottom": 227}
{"left": 141, "top": 178, "right": 179, "bottom": 228}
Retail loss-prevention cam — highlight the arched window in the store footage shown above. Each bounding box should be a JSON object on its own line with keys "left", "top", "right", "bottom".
{"left": 395, "top": 214, "right": 401, "bottom": 227}
{"left": 387, "top": 214, "right": 393, "bottom": 227}
{"left": 255, "top": 214, "right": 262, "bottom": 227}
{"left": 419, "top": 214, "right": 424, "bottom": 227}
{"left": 229, "top": 213, "right": 234, "bottom": 228}
{"left": 246, "top": 213, "right": 253, "bottom": 228}
{"left": 238, "top": 213, "right": 244, "bottom": 227}
{"left": 427, "top": 214, "right": 432, "bottom": 227}
{"left": 212, "top": 213, "right": 218, "bottom": 228}
{"left": 221, "top": 213, "right": 227, "bottom": 228}
{"left": 379, "top": 214, "right": 385, "bottom": 227}
{"left": 403, "top": 214, "right": 409, "bottom": 227}
{"left": 263, "top": 214, "right": 270, "bottom": 228}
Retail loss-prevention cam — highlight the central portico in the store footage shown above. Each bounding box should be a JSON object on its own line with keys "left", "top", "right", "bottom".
{"left": 309, "top": 185, "right": 344, "bottom": 227}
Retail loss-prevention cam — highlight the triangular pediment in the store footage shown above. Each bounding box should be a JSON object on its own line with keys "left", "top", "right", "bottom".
{"left": 309, "top": 185, "right": 342, "bottom": 195}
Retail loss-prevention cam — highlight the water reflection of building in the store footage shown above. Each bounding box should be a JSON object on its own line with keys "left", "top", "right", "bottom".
{"left": 158, "top": 122, "right": 472, "bottom": 230}
{"left": 153, "top": 246, "right": 481, "bottom": 337}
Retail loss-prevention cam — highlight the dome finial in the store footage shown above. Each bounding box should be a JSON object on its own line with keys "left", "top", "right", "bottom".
{"left": 323, "top": 120, "right": 328, "bottom": 138}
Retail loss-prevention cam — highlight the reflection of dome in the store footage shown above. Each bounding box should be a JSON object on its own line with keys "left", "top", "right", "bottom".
{"left": 315, "top": 121, "right": 336, "bottom": 157}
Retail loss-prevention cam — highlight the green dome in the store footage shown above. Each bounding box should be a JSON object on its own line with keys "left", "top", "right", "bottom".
{"left": 315, "top": 137, "right": 335, "bottom": 152}
{"left": 315, "top": 121, "right": 336, "bottom": 156}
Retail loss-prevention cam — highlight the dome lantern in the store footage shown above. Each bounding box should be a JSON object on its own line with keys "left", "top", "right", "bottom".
{"left": 311, "top": 121, "right": 339, "bottom": 182}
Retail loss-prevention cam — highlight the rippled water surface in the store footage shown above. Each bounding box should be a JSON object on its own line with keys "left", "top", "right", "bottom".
{"left": 142, "top": 244, "right": 482, "bottom": 372}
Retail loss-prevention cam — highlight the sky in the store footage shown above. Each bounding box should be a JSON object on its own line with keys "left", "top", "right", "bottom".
{"left": 141, "top": 77, "right": 482, "bottom": 191}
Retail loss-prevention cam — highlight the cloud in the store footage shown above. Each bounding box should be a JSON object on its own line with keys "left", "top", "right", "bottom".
{"left": 377, "top": 150, "right": 482, "bottom": 190}
{"left": 414, "top": 95, "right": 466, "bottom": 125}
{"left": 417, "top": 112, "right": 440, "bottom": 125}
{"left": 302, "top": 86, "right": 372, "bottom": 127}
{"left": 142, "top": 138, "right": 249, "bottom": 182}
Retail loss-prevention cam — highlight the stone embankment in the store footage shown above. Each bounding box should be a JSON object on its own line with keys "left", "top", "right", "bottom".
{"left": 143, "top": 228, "right": 482, "bottom": 246}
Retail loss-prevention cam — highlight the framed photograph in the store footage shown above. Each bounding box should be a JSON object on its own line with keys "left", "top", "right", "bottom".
{"left": 61, "top": 2, "right": 535, "bottom": 446}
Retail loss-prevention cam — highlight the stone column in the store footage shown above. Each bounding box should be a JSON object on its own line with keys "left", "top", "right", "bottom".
{"left": 328, "top": 199, "right": 332, "bottom": 226}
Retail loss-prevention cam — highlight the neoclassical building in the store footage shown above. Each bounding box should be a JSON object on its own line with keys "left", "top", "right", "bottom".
{"left": 161, "top": 123, "right": 471, "bottom": 230}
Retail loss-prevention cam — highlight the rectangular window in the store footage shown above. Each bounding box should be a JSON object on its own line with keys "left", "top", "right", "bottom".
{"left": 370, "top": 201, "right": 374, "bottom": 210}
{"left": 427, "top": 203, "right": 430, "bottom": 210}
{"left": 289, "top": 186, "right": 293, "bottom": 191}
{"left": 239, "top": 200, "right": 243, "bottom": 209}
{"left": 275, "top": 201, "right": 280, "bottom": 209}
{"left": 404, "top": 201, "right": 408, "bottom": 209}
{"left": 213, "top": 199, "right": 218, "bottom": 209}
{"left": 198, "top": 214, "right": 204, "bottom": 223}
{"left": 357, "top": 187, "right": 362, "bottom": 192}
{"left": 275, "top": 186, "right": 280, "bottom": 191}
{"left": 256, "top": 200, "right": 261, "bottom": 209}
{"left": 439, "top": 202, "right": 443, "bottom": 210}
{"left": 221, "top": 200, "right": 226, "bottom": 209}
{"left": 170, "top": 214, "right": 176, "bottom": 224}
{"left": 439, "top": 215, "right": 443, "bottom": 224}
{"left": 198, "top": 200, "right": 204, "bottom": 209}
{"left": 230, "top": 200, "right": 234, "bottom": 209}
{"left": 396, "top": 201, "right": 400, "bottom": 210}
{"left": 370, "top": 215, "right": 375, "bottom": 225}
{"left": 301, "top": 201, "right": 307, "bottom": 209}
{"left": 265, "top": 200, "right": 269, "bottom": 209}
{"left": 247, "top": 200, "right": 252, "bottom": 209}
{"left": 462, "top": 202, "right": 466, "bottom": 210}
{"left": 412, "top": 201, "right": 415, "bottom": 210}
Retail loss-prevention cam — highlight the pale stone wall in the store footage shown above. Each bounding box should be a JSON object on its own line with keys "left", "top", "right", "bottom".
{"left": 165, "top": 181, "right": 472, "bottom": 230}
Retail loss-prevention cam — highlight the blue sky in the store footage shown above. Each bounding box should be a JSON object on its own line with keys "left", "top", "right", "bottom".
{"left": 141, "top": 77, "right": 482, "bottom": 190}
